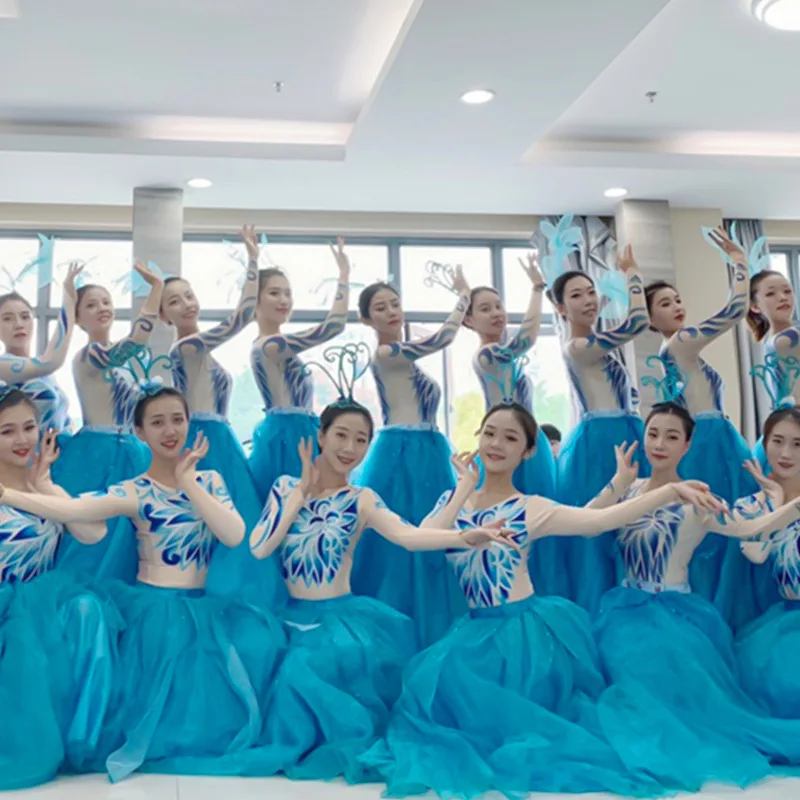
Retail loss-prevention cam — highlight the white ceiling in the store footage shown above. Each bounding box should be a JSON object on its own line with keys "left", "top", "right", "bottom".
{"left": 2, "top": 0, "right": 800, "bottom": 217}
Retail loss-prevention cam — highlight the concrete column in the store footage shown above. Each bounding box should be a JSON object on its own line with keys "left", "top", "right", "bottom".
{"left": 613, "top": 200, "right": 676, "bottom": 414}
{"left": 131, "top": 187, "right": 182, "bottom": 385}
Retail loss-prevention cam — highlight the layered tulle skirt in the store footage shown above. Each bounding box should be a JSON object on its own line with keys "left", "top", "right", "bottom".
{"left": 557, "top": 411, "right": 648, "bottom": 613}
{"left": 676, "top": 412, "right": 770, "bottom": 629}
{"left": 248, "top": 408, "right": 319, "bottom": 505}
{"left": 0, "top": 571, "right": 120, "bottom": 790}
{"left": 53, "top": 426, "right": 151, "bottom": 583}
{"left": 192, "top": 413, "right": 285, "bottom": 609}
{"left": 258, "top": 594, "right": 417, "bottom": 782}
{"left": 362, "top": 594, "right": 662, "bottom": 799}
{"left": 94, "top": 582, "right": 286, "bottom": 782}
{"left": 595, "top": 586, "right": 800, "bottom": 789}
{"left": 352, "top": 425, "right": 467, "bottom": 648}
{"left": 736, "top": 599, "right": 800, "bottom": 719}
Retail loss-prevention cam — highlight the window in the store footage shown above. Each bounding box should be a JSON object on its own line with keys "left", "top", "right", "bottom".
{"left": 769, "top": 247, "right": 800, "bottom": 310}
{"left": 183, "top": 240, "right": 389, "bottom": 312}
{"left": 0, "top": 237, "right": 42, "bottom": 305}
{"left": 7, "top": 232, "right": 572, "bottom": 446}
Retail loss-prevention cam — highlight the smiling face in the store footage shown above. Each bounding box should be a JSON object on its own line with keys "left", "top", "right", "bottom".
{"left": 77, "top": 286, "right": 115, "bottom": 337}
{"left": 161, "top": 278, "right": 200, "bottom": 334}
{"left": 135, "top": 394, "right": 189, "bottom": 461}
{"left": 0, "top": 399, "right": 39, "bottom": 469}
{"left": 0, "top": 298, "right": 34, "bottom": 355}
{"left": 478, "top": 408, "right": 534, "bottom": 475}
{"left": 765, "top": 417, "right": 800, "bottom": 480}
{"left": 256, "top": 273, "right": 293, "bottom": 328}
{"left": 649, "top": 286, "right": 686, "bottom": 336}
{"left": 556, "top": 275, "right": 598, "bottom": 328}
{"left": 752, "top": 273, "right": 795, "bottom": 328}
{"left": 318, "top": 410, "right": 372, "bottom": 477}
{"left": 466, "top": 288, "right": 506, "bottom": 338}
{"left": 362, "top": 287, "right": 403, "bottom": 336}
{"left": 644, "top": 412, "right": 691, "bottom": 472}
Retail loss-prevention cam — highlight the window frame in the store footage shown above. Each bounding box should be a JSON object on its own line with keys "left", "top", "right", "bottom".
{"left": 769, "top": 245, "right": 800, "bottom": 302}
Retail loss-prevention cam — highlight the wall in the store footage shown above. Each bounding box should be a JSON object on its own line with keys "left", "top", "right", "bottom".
{"left": 670, "top": 208, "right": 741, "bottom": 428}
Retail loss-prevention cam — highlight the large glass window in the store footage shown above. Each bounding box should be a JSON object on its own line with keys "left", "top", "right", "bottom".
{"left": 6, "top": 233, "right": 572, "bottom": 445}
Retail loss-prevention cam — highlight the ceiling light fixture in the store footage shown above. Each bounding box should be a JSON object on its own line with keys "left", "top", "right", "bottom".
{"left": 460, "top": 89, "right": 495, "bottom": 105}
{"left": 186, "top": 178, "right": 212, "bottom": 189}
{"left": 752, "top": 0, "right": 800, "bottom": 30}
{"left": 604, "top": 187, "right": 628, "bottom": 199}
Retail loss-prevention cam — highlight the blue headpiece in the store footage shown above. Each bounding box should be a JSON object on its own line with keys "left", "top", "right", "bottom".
{"left": 219, "top": 233, "right": 270, "bottom": 302}
{"left": 640, "top": 354, "right": 687, "bottom": 404}
{"left": 306, "top": 343, "right": 371, "bottom": 408}
{"left": 596, "top": 268, "right": 629, "bottom": 322}
{"left": 0, "top": 234, "right": 55, "bottom": 295}
{"left": 751, "top": 351, "right": 800, "bottom": 411}
{"left": 103, "top": 344, "right": 173, "bottom": 396}
{"left": 701, "top": 222, "right": 770, "bottom": 278}
{"left": 113, "top": 261, "right": 169, "bottom": 298}
{"left": 478, "top": 346, "right": 528, "bottom": 406}
{"left": 423, "top": 260, "right": 459, "bottom": 295}
{"left": 534, "top": 214, "right": 583, "bottom": 288}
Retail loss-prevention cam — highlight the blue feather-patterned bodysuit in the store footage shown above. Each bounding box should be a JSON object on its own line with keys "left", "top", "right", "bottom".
{"left": 0, "top": 506, "right": 62, "bottom": 585}
{"left": 435, "top": 490, "right": 533, "bottom": 608}
{"left": 353, "top": 345, "right": 467, "bottom": 647}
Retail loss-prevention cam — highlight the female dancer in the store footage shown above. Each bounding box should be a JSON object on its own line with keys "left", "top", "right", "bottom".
{"left": 353, "top": 266, "right": 471, "bottom": 646}
{"left": 248, "top": 238, "right": 350, "bottom": 501}
{"left": 643, "top": 227, "right": 759, "bottom": 625}
{"left": 748, "top": 267, "right": 800, "bottom": 468}
{"left": 464, "top": 252, "right": 560, "bottom": 595}
{"left": 736, "top": 406, "right": 800, "bottom": 720}
{"left": 160, "top": 225, "right": 282, "bottom": 606}
{"left": 0, "top": 263, "right": 82, "bottom": 433}
{"left": 591, "top": 402, "right": 800, "bottom": 790}
{"left": 0, "top": 385, "right": 286, "bottom": 782}
{"left": 246, "top": 393, "right": 515, "bottom": 783}
{"left": 362, "top": 401, "right": 718, "bottom": 799}
{"left": 52, "top": 262, "right": 162, "bottom": 581}
{"left": 0, "top": 389, "right": 118, "bottom": 789}
{"left": 551, "top": 244, "right": 649, "bottom": 612}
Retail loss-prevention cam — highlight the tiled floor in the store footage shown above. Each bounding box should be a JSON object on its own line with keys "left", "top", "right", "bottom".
{"left": 4, "top": 775, "right": 800, "bottom": 800}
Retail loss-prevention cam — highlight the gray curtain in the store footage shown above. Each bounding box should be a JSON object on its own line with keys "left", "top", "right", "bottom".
{"left": 532, "top": 216, "right": 638, "bottom": 421}
{"left": 723, "top": 219, "right": 771, "bottom": 444}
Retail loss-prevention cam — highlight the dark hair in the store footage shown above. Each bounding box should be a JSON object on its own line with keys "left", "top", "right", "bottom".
{"left": 479, "top": 402, "right": 538, "bottom": 451}
{"left": 0, "top": 388, "right": 38, "bottom": 421}
{"left": 763, "top": 405, "right": 800, "bottom": 443}
{"left": 257, "top": 267, "right": 287, "bottom": 296}
{"left": 546, "top": 270, "right": 594, "bottom": 309}
{"left": 75, "top": 284, "right": 109, "bottom": 321}
{"left": 645, "top": 401, "right": 695, "bottom": 440}
{"left": 133, "top": 387, "right": 190, "bottom": 429}
{"left": 358, "top": 282, "right": 399, "bottom": 320}
{"left": 747, "top": 270, "right": 785, "bottom": 342}
{"left": 0, "top": 292, "right": 33, "bottom": 314}
{"left": 319, "top": 402, "right": 375, "bottom": 442}
{"left": 540, "top": 423, "right": 561, "bottom": 443}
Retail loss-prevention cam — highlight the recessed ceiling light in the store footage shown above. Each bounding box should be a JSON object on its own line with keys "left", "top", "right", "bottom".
{"left": 752, "top": 0, "right": 800, "bottom": 30}
{"left": 460, "top": 89, "right": 495, "bottom": 105}
{"left": 604, "top": 187, "right": 628, "bottom": 198}
{"left": 186, "top": 178, "right": 212, "bottom": 189}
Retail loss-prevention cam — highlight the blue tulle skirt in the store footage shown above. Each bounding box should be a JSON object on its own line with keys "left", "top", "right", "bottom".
{"left": 94, "top": 582, "right": 286, "bottom": 782}
{"left": 192, "top": 414, "right": 286, "bottom": 610}
{"left": 737, "top": 600, "right": 800, "bottom": 719}
{"left": 0, "top": 571, "right": 120, "bottom": 790}
{"left": 249, "top": 408, "right": 319, "bottom": 504}
{"left": 352, "top": 425, "right": 467, "bottom": 648}
{"left": 676, "top": 412, "right": 771, "bottom": 629}
{"left": 361, "top": 594, "right": 662, "bottom": 799}
{"left": 595, "top": 586, "right": 800, "bottom": 789}
{"left": 557, "top": 411, "right": 648, "bottom": 613}
{"left": 53, "top": 427, "right": 151, "bottom": 583}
